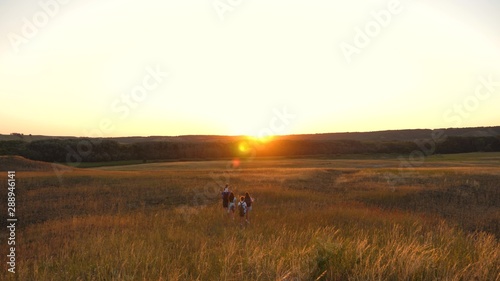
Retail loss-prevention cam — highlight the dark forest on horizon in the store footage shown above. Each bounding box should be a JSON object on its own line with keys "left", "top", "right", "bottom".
{"left": 1, "top": 135, "right": 500, "bottom": 164}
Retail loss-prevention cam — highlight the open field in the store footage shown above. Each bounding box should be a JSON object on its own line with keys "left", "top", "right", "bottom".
{"left": 1, "top": 153, "right": 499, "bottom": 280}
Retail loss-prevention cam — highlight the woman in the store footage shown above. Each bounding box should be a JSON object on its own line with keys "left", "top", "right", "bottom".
{"left": 244, "top": 192, "right": 254, "bottom": 223}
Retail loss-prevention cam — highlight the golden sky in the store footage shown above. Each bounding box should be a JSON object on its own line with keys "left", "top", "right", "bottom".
{"left": 1, "top": 0, "right": 499, "bottom": 137}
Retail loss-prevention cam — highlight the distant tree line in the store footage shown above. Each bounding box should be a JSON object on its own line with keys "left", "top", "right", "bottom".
{"left": 0, "top": 136, "right": 499, "bottom": 164}
{"left": 0, "top": 139, "right": 236, "bottom": 163}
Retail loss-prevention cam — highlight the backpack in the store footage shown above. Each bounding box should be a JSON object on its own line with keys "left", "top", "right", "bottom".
{"left": 222, "top": 191, "right": 229, "bottom": 201}
{"left": 238, "top": 202, "right": 246, "bottom": 216}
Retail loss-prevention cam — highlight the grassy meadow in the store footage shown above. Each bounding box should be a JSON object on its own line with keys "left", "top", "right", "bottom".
{"left": 1, "top": 153, "right": 499, "bottom": 280}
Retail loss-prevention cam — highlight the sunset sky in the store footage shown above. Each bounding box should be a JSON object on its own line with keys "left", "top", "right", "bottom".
{"left": 1, "top": 0, "right": 499, "bottom": 137}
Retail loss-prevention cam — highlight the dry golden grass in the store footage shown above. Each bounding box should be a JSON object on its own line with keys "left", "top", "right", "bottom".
{"left": 0, "top": 156, "right": 67, "bottom": 172}
{"left": 0, "top": 154, "right": 499, "bottom": 280}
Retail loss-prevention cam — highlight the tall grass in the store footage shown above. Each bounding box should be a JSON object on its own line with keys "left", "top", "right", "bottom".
{"left": 1, "top": 157, "right": 499, "bottom": 280}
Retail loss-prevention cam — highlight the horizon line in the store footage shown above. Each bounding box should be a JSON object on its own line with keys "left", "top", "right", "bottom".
{"left": 2, "top": 125, "right": 499, "bottom": 139}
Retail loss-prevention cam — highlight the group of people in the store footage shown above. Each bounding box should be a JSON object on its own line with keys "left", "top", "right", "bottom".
{"left": 221, "top": 184, "right": 253, "bottom": 227}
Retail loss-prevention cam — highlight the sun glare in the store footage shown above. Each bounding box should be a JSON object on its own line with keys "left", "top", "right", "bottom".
{"left": 237, "top": 134, "right": 275, "bottom": 155}
{"left": 238, "top": 142, "right": 249, "bottom": 153}
{"left": 246, "top": 134, "right": 274, "bottom": 144}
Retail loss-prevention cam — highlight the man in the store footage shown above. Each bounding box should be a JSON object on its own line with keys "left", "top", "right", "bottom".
{"left": 221, "top": 184, "right": 230, "bottom": 212}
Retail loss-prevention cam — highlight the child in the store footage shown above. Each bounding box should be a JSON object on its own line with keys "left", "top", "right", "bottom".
{"left": 237, "top": 196, "right": 247, "bottom": 227}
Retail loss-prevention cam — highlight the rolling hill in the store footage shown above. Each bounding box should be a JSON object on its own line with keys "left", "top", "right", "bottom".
{"left": 2, "top": 126, "right": 499, "bottom": 143}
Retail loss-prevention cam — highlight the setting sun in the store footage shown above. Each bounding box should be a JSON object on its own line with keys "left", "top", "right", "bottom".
{"left": 246, "top": 134, "right": 275, "bottom": 144}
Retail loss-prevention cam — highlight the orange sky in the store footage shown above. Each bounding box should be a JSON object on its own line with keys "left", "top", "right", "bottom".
{"left": 1, "top": 0, "right": 499, "bottom": 137}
